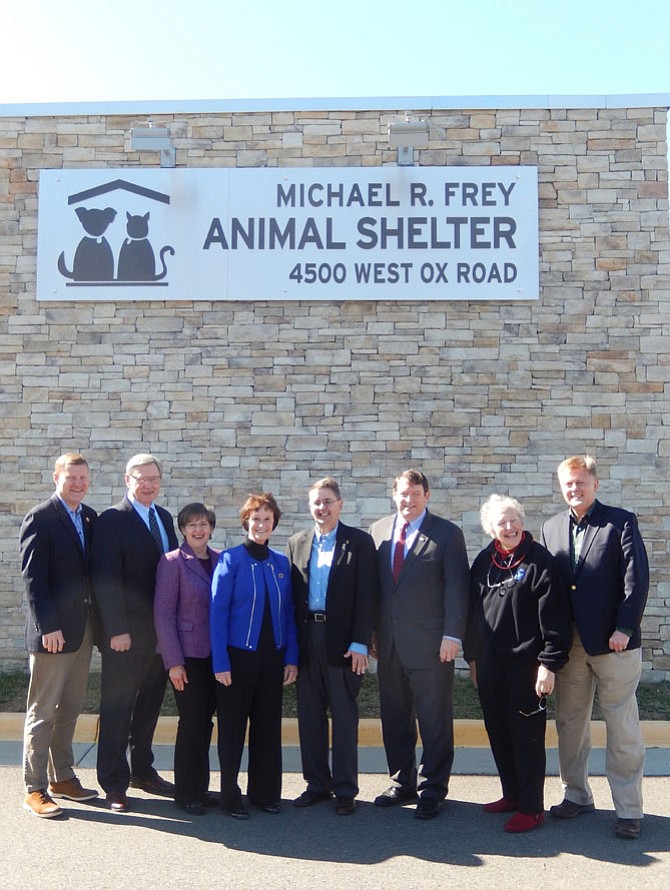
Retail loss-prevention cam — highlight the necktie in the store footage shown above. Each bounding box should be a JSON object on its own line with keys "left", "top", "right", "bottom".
{"left": 148, "top": 507, "right": 164, "bottom": 552}
{"left": 392, "top": 522, "right": 409, "bottom": 582}
{"left": 73, "top": 509, "right": 85, "bottom": 550}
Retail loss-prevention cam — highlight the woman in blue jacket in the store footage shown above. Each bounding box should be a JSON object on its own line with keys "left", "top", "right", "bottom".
{"left": 211, "top": 492, "right": 298, "bottom": 818}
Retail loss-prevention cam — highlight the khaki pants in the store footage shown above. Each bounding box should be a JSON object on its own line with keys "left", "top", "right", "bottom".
{"left": 23, "top": 620, "right": 93, "bottom": 792}
{"left": 555, "top": 632, "right": 644, "bottom": 818}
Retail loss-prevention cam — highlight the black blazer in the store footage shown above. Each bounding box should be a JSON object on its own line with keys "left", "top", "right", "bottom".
{"left": 540, "top": 499, "right": 649, "bottom": 655}
{"left": 287, "top": 522, "right": 378, "bottom": 667}
{"left": 92, "top": 497, "right": 178, "bottom": 655}
{"left": 20, "top": 494, "right": 97, "bottom": 653}
{"left": 369, "top": 510, "right": 470, "bottom": 670}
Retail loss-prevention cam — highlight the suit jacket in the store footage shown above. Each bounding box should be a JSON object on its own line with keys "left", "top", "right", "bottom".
{"left": 153, "top": 542, "right": 220, "bottom": 670}
{"left": 369, "top": 510, "right": 470, "bottom": 670}
{"left": 287, "top": 522, "right": 378, "bottom": 667}
{"left": 20, "top": 494, "right": 97, "bottom": 653}
{"left": 540, "top": 499, "right": 649, "bottom": 656}
{"left": 92, "top": 496, "right": 178, "bottom": 655}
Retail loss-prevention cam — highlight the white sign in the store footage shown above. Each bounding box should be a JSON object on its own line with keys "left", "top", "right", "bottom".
{"left": 36, "top": 167, "right": 539, "bottom": 301}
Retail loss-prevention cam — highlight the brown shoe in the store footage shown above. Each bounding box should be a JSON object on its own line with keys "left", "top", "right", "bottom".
{"left": 549, "top": 799, "right": 595, "bottom": 819}
{"left": 49, "top": 777, "right": 98, "bottom": 802}
{"left": 24, "top": 790, "right": 63, "bottom": 819}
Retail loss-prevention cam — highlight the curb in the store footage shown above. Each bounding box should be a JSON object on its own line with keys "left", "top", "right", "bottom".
{"left": 2, "top": 713, "right": 669, "bottom": 748}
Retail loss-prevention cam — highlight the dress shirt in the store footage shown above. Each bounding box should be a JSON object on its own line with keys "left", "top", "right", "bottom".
{"left": 309, "top": 523, "right": 366, "bottom": 656}
{"left": 391, "top": 510, "right": 426, "bottom": 567}
{"left": 127, "top": 493, "right": 169, "bottom": 552}
{"left": 569, "top": 503, "right": 595, "bottom": 573}
{"left": 59, "top": 497, "right": 85, "bottom": 549}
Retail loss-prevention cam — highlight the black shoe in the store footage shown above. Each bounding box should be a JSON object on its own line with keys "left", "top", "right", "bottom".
{"left": 549, "top": 799, "right": 595, "bottom": 819}
{"left": 129, "top": 773, "right": 175, "bottom": 798}
{"left": 105, "top": 791, "right": 129, "bottom": 813}
{"left": 177, "top": 800, "right": 205, "bottom": 816}
{"left": 201, "top": 792, "right": 220, "bottom": 808}
{"left": 335, "top": 796, "right": 356, "bottom": 815}
{"left": 374, "top": 785, "right": 418, "bottom": 807}
{"left": 615, "top": 818, "right": 641, "bottom": 839}
{"left": 225, "top": 803, "right": 250, "bottom": 820}
{"left": 293, "top": 789, "right": 334, "bottom": 808}
{"left": 415, "top": 796, "right": 442, "bottom": 820}
{"left": 250, "top": 798, "right": 281, "bottom": 814}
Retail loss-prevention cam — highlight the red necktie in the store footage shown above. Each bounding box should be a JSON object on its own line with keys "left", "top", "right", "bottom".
{"left": 392, "top": 522, "right": 409, "bottom": 582}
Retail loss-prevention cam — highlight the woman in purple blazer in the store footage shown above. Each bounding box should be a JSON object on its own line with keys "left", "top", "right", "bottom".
{"left": 154, "top": 502, "right": 219, "bottom": 815}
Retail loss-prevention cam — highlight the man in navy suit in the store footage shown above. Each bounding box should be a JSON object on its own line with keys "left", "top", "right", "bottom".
{"left": 288, "top": 477, "right": 377, "bottom": 815}
{"left": 20, "top": 453, "right": 98, "bottom": 818}
{"left": 541, "top": 455, "right": 649, "bottom": 840}
{"left": 93, "top": 453, "right": 178, "bottom": 812}
{"left": 369, "top": 469, "right": 469, "bottom": 820}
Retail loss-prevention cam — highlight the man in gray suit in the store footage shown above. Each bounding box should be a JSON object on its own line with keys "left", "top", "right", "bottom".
{"left": 369, "top": 469, "right": 469, "bottom": 820}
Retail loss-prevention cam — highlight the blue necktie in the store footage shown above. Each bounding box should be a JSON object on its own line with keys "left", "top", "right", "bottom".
{"left": 148, "top": 507, "right": 164, "bottom": 552}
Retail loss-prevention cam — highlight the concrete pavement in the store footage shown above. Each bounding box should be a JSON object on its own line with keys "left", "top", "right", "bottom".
{"left": 2, "top": 717, "right": 669, "bottom": 889}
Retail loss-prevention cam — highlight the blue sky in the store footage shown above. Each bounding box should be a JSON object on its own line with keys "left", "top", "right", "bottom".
{"left": 3, "top": 0, "right": 670, "bottom": 104}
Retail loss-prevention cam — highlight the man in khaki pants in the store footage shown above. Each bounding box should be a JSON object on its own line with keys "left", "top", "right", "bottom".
{"left": 541, "top": 454, "right": 649, "bottom": 840}
{"left": 20, "top": 453, "right": 98, "bottom": 817}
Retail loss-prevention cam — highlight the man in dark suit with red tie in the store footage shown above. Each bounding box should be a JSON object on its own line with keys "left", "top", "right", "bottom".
{"left": 20, "top": 453, "right": 98, "bottom": 818}
{"left": 288, "top": 477, "right": 377, "bottom": 815}
{"left": 541, "top": 454, "right": 649, "bottom": 840}
{"left": 93, "top": 453, "right": 178, "bottom": 812}
{"left": 369, "top": 469, "right": 470, "bottom": 820}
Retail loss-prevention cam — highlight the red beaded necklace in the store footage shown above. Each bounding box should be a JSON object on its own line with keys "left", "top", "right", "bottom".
{"left": 491, "top": 533, "right": 527, "bottom": 571}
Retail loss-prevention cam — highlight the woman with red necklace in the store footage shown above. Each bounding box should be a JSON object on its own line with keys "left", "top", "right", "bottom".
{"left": 465, "top": 494, "right": 572, "bottom": 833}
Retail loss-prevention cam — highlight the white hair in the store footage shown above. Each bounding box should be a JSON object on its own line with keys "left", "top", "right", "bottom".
{"left": 480, "top": 493, "right": 525, "bottom": 537}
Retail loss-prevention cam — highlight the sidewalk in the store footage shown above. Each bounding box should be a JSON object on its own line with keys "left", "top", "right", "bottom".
{"left": 2, "top": 715, "right": 670, "bottom": 775}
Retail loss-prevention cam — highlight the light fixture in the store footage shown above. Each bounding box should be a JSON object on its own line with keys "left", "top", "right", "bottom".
{"left": 388, "top": 118, "right": 429, "bottom": 166}
{"left": 130, "top": 125, "right": 175, "bottom": 167}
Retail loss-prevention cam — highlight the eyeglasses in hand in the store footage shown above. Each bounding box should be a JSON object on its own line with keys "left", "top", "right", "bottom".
{"left": 518, "top": 695, "right": 547, "bottom": 717}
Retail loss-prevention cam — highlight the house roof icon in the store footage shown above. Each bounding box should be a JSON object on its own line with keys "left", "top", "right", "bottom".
{"left": 67, "top": 179, "right": 170, "bottom": 205}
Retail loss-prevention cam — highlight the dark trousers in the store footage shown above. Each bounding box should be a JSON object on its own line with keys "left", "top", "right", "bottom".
{"left": 215, "top": 645, "right": 285, "bottom": 809}
{"left": 97, "top": 646, "right": 167, "bottom": 793}
{"left": 477, "top": 660, "right": 547, "bottom": 814}
{"left": 296, "top": 621, "right": 362, "bottom": 797}
{"left": 172, "top": 656, "right": 216, "bottom": 806}
{"left": 378, "top": 644, "right": 454, "bottom": 800}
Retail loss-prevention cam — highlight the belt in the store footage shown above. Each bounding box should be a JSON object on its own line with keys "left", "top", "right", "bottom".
{"left": 309, "top": 611, "right": 327, "bottom": 623}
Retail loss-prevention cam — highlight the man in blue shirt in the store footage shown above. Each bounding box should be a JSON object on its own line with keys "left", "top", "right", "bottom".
{"left": 288, "top": 477, "right": 377, "bottom": 815}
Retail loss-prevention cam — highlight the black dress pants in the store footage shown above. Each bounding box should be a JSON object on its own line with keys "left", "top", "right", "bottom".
{"left": 97, "top": 645, "right": 167, "bottom": 793}
{"left": 477, "top": 659, "right": 547, "bottom": 814}
{"left": 172, "top": 655, "right": 216, "bottom": 805}
{"left": 296, "top": 621, "right": 362, "bottom": 798}
{"left": 215, "top": 644, "right": 285, "bottom": 809}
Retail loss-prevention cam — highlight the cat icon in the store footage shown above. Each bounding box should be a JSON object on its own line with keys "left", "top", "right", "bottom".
{"left": 117, "top": 211, "right": 175, "bottom": 281}
{"left": 57, "top": 206, "right": 117, "bottom": 281}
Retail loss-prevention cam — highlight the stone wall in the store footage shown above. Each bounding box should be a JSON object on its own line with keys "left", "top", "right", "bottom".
{"left": 1, "top": 102, "right": 669, "bottom": 676}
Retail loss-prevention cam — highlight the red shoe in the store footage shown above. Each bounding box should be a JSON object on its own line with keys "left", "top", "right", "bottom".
{"left": 504, "top": 812, "right": 544, "bottom": 833}
{"left": 483, "top": 797, "right": 518, "bottom": 813}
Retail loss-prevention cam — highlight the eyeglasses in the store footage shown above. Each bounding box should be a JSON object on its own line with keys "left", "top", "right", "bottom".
{"left": 129, "top": 475, "right": 161, "bottom": 486}
{"left": 519, "top": 696, "right": 547, "bottom": 717}
{"left": 184, "top": 521, "right": 211, "bottom": 530}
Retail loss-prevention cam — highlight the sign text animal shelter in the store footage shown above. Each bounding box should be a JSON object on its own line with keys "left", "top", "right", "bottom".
{"left": 37, "top": 168, "right": 539, "bottom": 301}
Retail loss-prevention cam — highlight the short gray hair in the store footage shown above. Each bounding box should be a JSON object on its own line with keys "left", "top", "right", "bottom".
{"left": 125, "top": 453, "right": 163, "bottom": 477}
{"left": 480, "top": 494, "right": 525, "bottom": 537}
